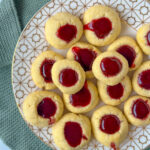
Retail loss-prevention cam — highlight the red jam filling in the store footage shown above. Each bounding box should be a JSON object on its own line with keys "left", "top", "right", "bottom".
{"left": 59, "top": 68, "right": 78, "bottom": 87}
{"left": 40, "top": 59, "right": 55, "bottom": 83}
{"left": 84, "top": 17, "right": 112, "bottom": 39}
{"left": 100, "top": 57, "right": 122, "bottom": 77}
{"left": 56, "top": 24, "right": 77, "bottom": 43}
{"left": 146, "top": 31, "right": 150, "bottom": 46}
{"left": 111, "top": 143, "right": 117, "bottom": 150}
{"left": 138, "top": 69, "right": 150, "bottom": 90}
{"left": 70, "top": 81, "right": 91, "bottom": 107}
{"left": 64, "top": 121, "right": 87, "bottom": 147}
{"left": 37, "top": 97, "right": 57, "bottom": 118}
{"left": 72, "top": 47, "right": 97, "bottom": 71}
{"left": 100, "top": 115, "right": 120, "bottom": 134}
{"left": 132, "top": 99, "right": 150, "bottom": 119}
{"left": 117, "top": 45, "right": 136, "bottom": 68}
{"left": 107, "top": 83, "right": 124, "bottom": 99}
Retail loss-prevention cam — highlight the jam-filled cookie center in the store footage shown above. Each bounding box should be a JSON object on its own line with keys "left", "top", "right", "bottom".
{"left": 107, "top": 83, "right": 124, "bottom": 99}
{"left": 100, "top": 57, "right": 122, "bottom": 77}
{"left": 138, "top": 69, "right": 150, "bottom": 90}
{"left": 57, "top": 24, "right": 77, "bottom": 43}
{"left": 84, "top": 17, "right": 112, "bottom": 39}
{"left": 100, "top": 115, "right": 120, "bottom": 134}
{"left": 117, "top": 45, "right": 136, "bottom": 68}
{"left": 37, "top": 97, "right": 57, "bottom": 118}
{"left": 72, "top": 46, "right": 97, "bottom": 71}
{"left": 40, "top": 59, "right": 55, "bottom": 83}
{"left": 132, "top": 99, "right": 150, "bottom": 119}
{"left": 146, "top": 31, "right": 150, "bottom": 46}
{"left": 64, "top": 121, "right": 87, "bottom": 147}
{"left": 70, "top": 82, "right": 91, "bottom": 107}
{"left": 59, "top": 68, "right": 78, "bottom": 87}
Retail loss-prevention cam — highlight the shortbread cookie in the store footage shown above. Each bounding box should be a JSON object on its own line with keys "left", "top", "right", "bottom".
{"left": 52, "top": 59, "right": 85, "bottom": 94}
{"left": 31, "top": 50, "right": 64, "bottom": 90}
{"left": 23, "top": 91, "right": 64, "bottom": 127}
{"left": 136, "top": 23, "right": 150, "bottom": 55}
{"left": 91, "top": 106, "right": 128, "bottom": 149}
{"left": 83, "top": 5, "right": 121, "bottom": 46}
{"left": 133, "top": 61, "right": 150, "bottom": 97}
{"left": 107, "top": 36, "right": 143, "bottom": 71}
{"left": 52, "top": 113, "right": 91, "bottom": 150}
{"left": 97, "top": 76, "right": 132, "bottom": 106}
{"left": 92, "top": 52, "right": 129, "bottom": 85}
{"left": 63, "top": 80, "right": 99, "bottom": 113}
{"left": 45, "top": 12, "right": 83, "bottom": 49}
{"left": 124, "top": 96, "right": 150, "bottom": 126}
{"left": 67, "top": 42, "right": 101, "bottom": 78}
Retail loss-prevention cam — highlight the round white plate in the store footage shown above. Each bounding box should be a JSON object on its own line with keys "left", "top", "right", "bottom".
{"left": 12, "top": 0, "right": 150, "bottom": 149}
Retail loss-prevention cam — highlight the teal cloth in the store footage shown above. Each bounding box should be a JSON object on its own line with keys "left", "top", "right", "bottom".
{"left": 0, "top": 0, "right": 52, "bottom": 149}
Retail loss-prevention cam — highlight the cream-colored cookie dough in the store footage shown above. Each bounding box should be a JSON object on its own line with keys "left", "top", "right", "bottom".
{"left": 45, "top": 12, "right": 83, "bottom": 49}
{"left": 124, "top": 96, "right": 150, "bottom": 126}
{"left": 23, "top": 91, "right": 64, "bottom": 127}
{"left": 51, "top": 59, "right": 85, "bottom": 94}
{"left": 83, "top": 5, "right": 121, "bottom": 46}
{"left": 52, "top": 113, "right": 91, "bottom": 150}
{"left": 133, "top": 61, "right": 150, "bottom": 97}
{"left": 91, "top": 106, "right": 128, "bottom": 148}
{"left": 31, "top": 50, "right": 64, "bottom": 90}
{"left": 92, "top": 52, "right": 129, "bottom": 85}
{"left": 97, "top": 76, "right": 132, "bottom": 106}
{"left": 107, "top": 36, "right": 143, "bottom": 71}
{"left": 67, "top": 42, "right": 101, "bottom": 78}
{"left": 63, "top": 80, "right": 99, "bottom": 113}
{"left": 136, "top": 23, "right": 150, "bottom": 55}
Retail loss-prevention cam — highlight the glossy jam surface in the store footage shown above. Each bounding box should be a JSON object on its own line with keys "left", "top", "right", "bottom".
{"left": 117, "top": 45, "right": 136, "bottom": 68}
{"left": 146, "top": 31, "right": 150, "bottom": 46}
{"left": 59, "top": 68, "right": 78, "bottom": 87}
{"left": 37, "top": 97, "right": 57, "bottom": 118}
{"left": 70, "top": 82, "right": 91, "bottom": 107}
{"left": 64, "top": 121, "right": 87, "bottom": 147}
{"left": 57, "top": 24, "right": 77, "bottom": 43}
{"left": 84, "top": 17, "right": 112, "bottom": 39}
{"left": 132, "top": 99, "right": 150, "bottom": 119}
{"left": 100, "top": 57, "right": 122, "bottom": 77}
{"left": 100, "top": 115, "right": 120, "bottom": 134}
{"left": 138, "top": 70, "right": 150, "bottom": 90}
{"left": 40, "top": 59, "right": 55, "bottom": 83}
{"left": 107, "top": 83, "right": 124, "bottom": 99}
{"left": 72, "top": 47, "right": 97, "bottom": 71}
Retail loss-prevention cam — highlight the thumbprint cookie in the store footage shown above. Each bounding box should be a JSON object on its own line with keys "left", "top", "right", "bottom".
{"left": 23, "top": 91, "right": 64, "bottom": 127}
{"left": 83, "top": 5, "right": 121, "bottom": 46}
{"left": 45, "top": 12, "right": 83, "bottom": 49}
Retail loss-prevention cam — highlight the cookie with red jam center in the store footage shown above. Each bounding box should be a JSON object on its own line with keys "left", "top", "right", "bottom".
{"left": 133, "top": 61, "right": 150, "bottom": 97}
{"left": 23, "top": 91, "right": 64, "bottom": 127}
{"left": 63, "top": 80, "right": 99, "bottom": 113}
{"left": 52, "top": 113, "right": 91, "bottom": 150}
{"left": 51, "top": 59, "right": 85, "bottom": 94}
{"left": 136, "top": 23, "right": 150, "bottom": 55}
{"left": 31, "top": 50, "right": 64, "bottom": 90}
{"left": 98, "top": 76, "right": 132, "bottom": 106}
{"left": 83, "top": 5, "right": 121, "bottom": 46}
{"left": 124, "top": 96, "right": 150, "bottom": 126}
{"left": 107, "top": 36, "right": 143, "bottom": 71}
{"left": 45, "top": 12, "right": 83, "bottom": 49}
{"left": 67, "top": 42, "right": 101, "bottom": 78}
{"left": 91, "top": 106, "right": 128, "bottom": 149}
{"left": 92, "top": 52, "right": 129, "bottom": 85}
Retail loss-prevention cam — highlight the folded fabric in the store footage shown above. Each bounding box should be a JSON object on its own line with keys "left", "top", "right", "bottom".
{"left": 0, "top": 0, "right": 51, "bottom": 150}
